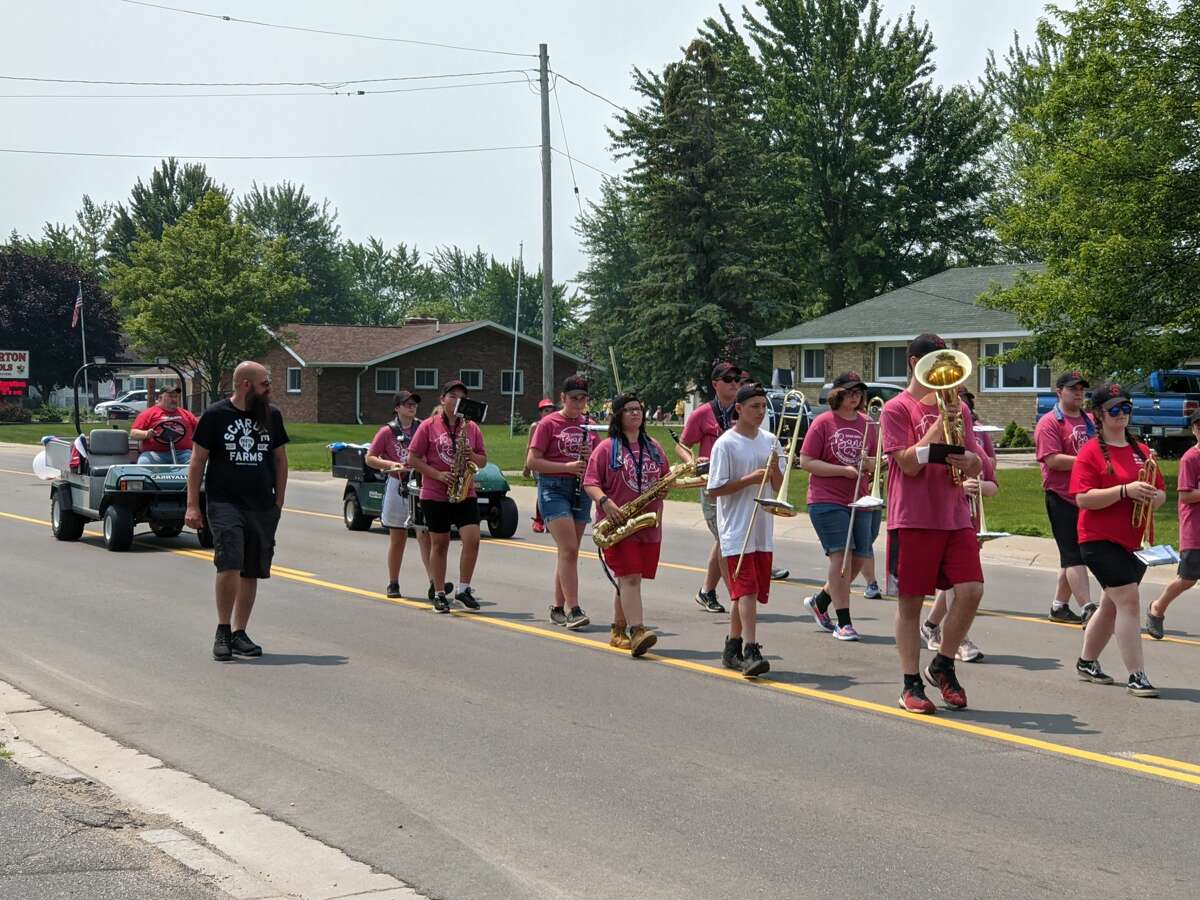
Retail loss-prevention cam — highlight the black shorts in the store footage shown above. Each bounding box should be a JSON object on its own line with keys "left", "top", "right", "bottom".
{"left": 1045, "top": 491, "right": 1084, "bottom": 568}
{"left": 1079, "top": 540, "right": 1146, "bottom": 589}
{"left": 207, "top": 501, "right": 280, "bottom": 579}
{"left": 421, "top": 498, "right": 480, "bottom": 534}
{"left": 1179, "top": 549, "right": 1200, "bottom": 581}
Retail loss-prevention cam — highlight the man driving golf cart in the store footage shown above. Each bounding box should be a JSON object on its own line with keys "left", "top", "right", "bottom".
{"left": 129, "top": 384, "right": 198, "bottom": 464}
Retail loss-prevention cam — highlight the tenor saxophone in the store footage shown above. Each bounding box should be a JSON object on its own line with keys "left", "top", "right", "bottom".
{"left": 592, "top": 459, "right": 708, "bottom": 550}
{"left": 447, "top": 422, "right": 479, "bottom": 504}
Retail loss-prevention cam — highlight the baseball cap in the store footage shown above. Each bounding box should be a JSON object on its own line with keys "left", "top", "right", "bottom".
{"left": 1190, "top": 408, "right": 1200, "bottom": 427}
{"left": 393, "top": 389, "right": 422, "bottom": 406}
{"left": 561, "top": 375, "right": 589, "bottom": 394}
{"left": 831, "top": 371, "right": 867, "bottom": 392}
{"left": 537, "top": 397, "right": 556, "bottom": 411}
{"left": 441, "top": 379, "right": 468, "bottom": 395}
{"left": 907, "top": 333, "right": 946, "bottom": 360}
{"left": 1056, "top": 371, "right": 1089, "bottom": 389}
{"left": 712, "top": 361, "right": 745, "bottom": 381}
{"left": 735, "top": 382, "right": 767, "bottom": 404}
{"left": 1090, "top": 382, "right": 1131, "bottom": 410}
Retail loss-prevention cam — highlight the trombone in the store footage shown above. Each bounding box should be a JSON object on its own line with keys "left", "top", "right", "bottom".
{"left": 841, "top": 397, "right": 885, "bottom": 576}
{"left": 734, "top": 389, "right": 806, "bottom": 578}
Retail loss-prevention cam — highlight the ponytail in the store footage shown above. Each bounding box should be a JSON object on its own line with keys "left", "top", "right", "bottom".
{"left": 1096, "top": 426, "right": 1113, "bottom": 475}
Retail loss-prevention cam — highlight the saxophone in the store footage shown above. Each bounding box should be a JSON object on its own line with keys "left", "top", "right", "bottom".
{"left": 592, "top": 459, "right": 708, "bottom": 550}
{"left": 447, "top": 421, "right": 479, "bottom": 504}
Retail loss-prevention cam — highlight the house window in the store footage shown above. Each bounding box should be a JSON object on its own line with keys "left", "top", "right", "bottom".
{"left": 800, "top": 348, "right": 825, "bottom": 382}
{"left": 131, "top": 377, "right": 146, "bottom": 390}
{"left": 982, "top": 342, "right": 1051, "bottom": 391}
{"left": 286, "top": 367, "right": 302, "bottom": 394}
{"left": 501, "top": 369, "right": 524, "bottom": 395}
{"left": 459, "top": 369, "right": 483, "bottom": 391}
{"left": 375, "top": 368, "right": 399, "bottom": 394}
{"left": 413, "top": 368, "right": 438, "bottom": 391}
{"left": 876, "top": 345, "right": 909, "bottom": 381}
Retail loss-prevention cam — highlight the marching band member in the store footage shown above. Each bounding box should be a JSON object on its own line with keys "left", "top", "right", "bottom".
{"left": 707, "top": 383, "right": 785, "bottom": 678}
{"left": 798, "top": 372, "right": 879, "bottom": 641}
{"left": 1070, "top": 383, "right": 1165, "bottom": 696}
{"left": 527, "top": 376, "right": 596, "bottom": 630}
{"left": 1035, "top": 372, "right": 1096, "bottom": 624}
{"left": 1146, "top": 409, "right": 1200, "bottom": 638}
{"left": 883, "top": 334, "right": 985, "bottom": 713}
{"left": 526, "top": 398, "right": 558, "bottom": 534}
{"left": 583, "top": 392, "right": 666, "bottom": 657}
{"left": 407, "top": 380, "right": 488, "bottom": 614}
{"left": 364, "top": 390, "right": 431, "bottom": 599}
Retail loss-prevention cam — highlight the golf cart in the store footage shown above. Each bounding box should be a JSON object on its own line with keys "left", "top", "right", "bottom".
{"left": 38, "top": 362, "right": 209, "bottom": 551}
{"left": 330, "top": 443, "right": 520, "bottom": 539}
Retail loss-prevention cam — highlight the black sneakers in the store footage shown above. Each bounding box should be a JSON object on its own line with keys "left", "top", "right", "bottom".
{"left": 386, "top": 582, "right": 401, "bottom": 599}
{"left": 722, "top": 636, "right": 743, "bottom": 670}
{"left": 741, "top": 642, "right": 769, "bottom": 677}
{"left": 1049, "top": 603, "right": 1083, "bottom": 624}
{"left": 230, "top": 630, "right": 262, "bottom": 657}
{"left": 213, "top": 628, "right": 232, "bottom": 662}
{"left": 432, "top": 592, "right": 451, "bottom": 614}
{"left": 428, "top": 581, "right": 452, "bottom": 602}
{"left": 1075, "top": 658, "right": 1113, "bottom": 684}
{"left": 770, "top": 567, "right": 790, "bottom": 581}
{"left": 1079, "top": 602, "right": 1099, "bottom": 628}
{"left": 455, "top": 587, "right": 481, "bottom": 611}
{"left": 695, "top": 589, "right": 726, "bottom": 614}
{"left": 564, "top": 607, "right": 590, "bottom": 630}
{"left": 1127, "top": 671, "right": 1158, "bottom": 697}
{"left": 549, "top": 606, "right": 568, "bottom": 626}
{"left": 1145, "top": 610, "right": 1165, "bottom": 640}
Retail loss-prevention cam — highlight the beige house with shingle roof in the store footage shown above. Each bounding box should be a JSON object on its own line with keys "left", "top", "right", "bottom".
{"left": 758, "top": 264, "right": 1051, "bottom": 430}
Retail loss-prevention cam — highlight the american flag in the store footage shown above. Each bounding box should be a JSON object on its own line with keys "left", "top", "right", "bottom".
{"left": 70, "top": 284, "right": 83, "bottom": 329}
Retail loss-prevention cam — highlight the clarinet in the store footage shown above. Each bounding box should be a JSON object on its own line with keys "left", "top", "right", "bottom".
{"left": 570, "top": 412, "right": 590, "bottom": 511}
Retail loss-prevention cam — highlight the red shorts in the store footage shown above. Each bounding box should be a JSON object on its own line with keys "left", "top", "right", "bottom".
{"left": 603, "top": 539, "right": 660, "bottom": 579}
{"left": 886, "top": 528, "right": 983, "bottom": 598}
{"left": 724, "top": 551, "right": 772, "bottom": 604}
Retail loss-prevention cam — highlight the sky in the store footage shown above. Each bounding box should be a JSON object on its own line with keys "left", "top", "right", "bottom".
{"left": 2, "top": 0, "right": 1056, "bottom": 287}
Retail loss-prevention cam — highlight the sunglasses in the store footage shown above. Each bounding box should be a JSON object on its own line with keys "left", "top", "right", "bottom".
{"left": 1103, "top": 402, "right": 1133, "bottom": 416}
{"left": 719, "top": 374, "right": 740, "bottom": 384}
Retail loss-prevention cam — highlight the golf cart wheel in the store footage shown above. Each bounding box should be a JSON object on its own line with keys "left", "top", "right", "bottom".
{"left": 197, "top": 525, "right": 214, "bottom": 549}
{"left": 150, "top": 522, "right": 183, "bottom": 539}
{"left": 487, "top": 496, "right": 519, "bottom": 539}
{"left": 102, "top": 504, "right": 134, "bottom": 552}
{"left": 50, "top": 492, "right": 86, "bottom": 542}
{"left": 343, "top": 492, "right": 372, "bottom": 531}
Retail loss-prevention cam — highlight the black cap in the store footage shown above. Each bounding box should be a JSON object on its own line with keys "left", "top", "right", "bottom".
{"left": 907, "top": 333, "right": 946, "bottom": 360}
{"left": 712, "top": 361, "right": 745, "bottom": 381}
{"left": 735, "top": 382, "right": 767, "bottom": 404}
{"left": 561, "top": 375, "right": 589, "bottom": 394}
{"left": 1056, "top": 371, "right": 1089, "bottom": 389}
{"left": 393, "top": 390, "right": 421, "bottom": 406}
{"left": 831, "top": 371, "right": 867, "bottom": 392}
{"left": 1090, "top": 381, "right": 1131, "bottom": 410}
{"left": 441, "top": 379, "right": 468, "bottom": 395}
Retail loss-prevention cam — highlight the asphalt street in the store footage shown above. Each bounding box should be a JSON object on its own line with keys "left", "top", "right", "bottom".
{"left": 1, "top": 442, "right": 1199, "bottom": 899}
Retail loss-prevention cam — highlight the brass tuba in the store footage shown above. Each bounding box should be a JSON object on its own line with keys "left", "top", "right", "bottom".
{"left": 913, "top": 349, "right": 972, "bottom": 486}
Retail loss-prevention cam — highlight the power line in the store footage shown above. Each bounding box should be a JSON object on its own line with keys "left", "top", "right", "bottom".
{"left": 550, "top": 147, "right": 614, "bottom": 179}
{"left": 0, "top": 78, "right": 531, "bottom": 100}
{"left": 551, "top": 78, "right": 584, "bottom": 217}
{"left": 0, "top": 68, "right": 534, "bottom": 89}
{"left": 549, "top": 70, "right": 626, "bottom": 113}
{"left": 0, "top": 144, "right": 540, "bottom": 161}
{"left": 119, "top": 0, "right": 536, "bottom": 59}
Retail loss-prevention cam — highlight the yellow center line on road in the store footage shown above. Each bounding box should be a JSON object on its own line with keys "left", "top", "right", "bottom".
{"left": 2, "top": 506, "right": 1200, "bottom": 789}
{"left": 1130, "top": 753, "right": 1200, "bottom": 775}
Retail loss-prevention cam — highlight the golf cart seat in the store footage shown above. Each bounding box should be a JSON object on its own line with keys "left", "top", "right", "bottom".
{"left": 87, "top": 429, "right": 133, "bottom": 474}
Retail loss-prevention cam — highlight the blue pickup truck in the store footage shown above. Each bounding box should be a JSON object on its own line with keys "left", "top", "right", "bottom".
{"left": 1036, "top": 370, "right": 1200, "bottom": 456}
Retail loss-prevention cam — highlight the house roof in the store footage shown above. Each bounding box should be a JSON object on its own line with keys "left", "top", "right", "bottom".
{"left": 758, "top": 263, "right": 1045, "bottom": 346}
{"left": 272, "top": 320, "right": 587, "bottom": 367}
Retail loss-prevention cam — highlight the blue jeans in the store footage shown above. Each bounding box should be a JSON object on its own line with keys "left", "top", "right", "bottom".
{"left": 138, "top": 449, "right": 192, "bottom": 464}
{"left": 537, "top": 474, "right": 592, "bottom": 524}
{"left": 809, "top": 503, "right": 881, "bottom": 558}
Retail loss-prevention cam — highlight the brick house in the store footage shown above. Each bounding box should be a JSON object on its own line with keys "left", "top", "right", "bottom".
{"left": 257, "top": 319, "right": 586, "bottom": 424}
{"left": 758, "top": 264, "right": 1052, "bottom": 430}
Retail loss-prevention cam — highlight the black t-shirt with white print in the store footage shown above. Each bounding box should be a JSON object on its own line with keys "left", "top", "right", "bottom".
{"left": 193, "top": 399, "right": 290, "bottom": 511}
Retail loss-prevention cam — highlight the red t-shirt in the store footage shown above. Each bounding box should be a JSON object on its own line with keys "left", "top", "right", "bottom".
{"left": 408, "top": 415, "right": 486, "bottom": 502}
{"left": 131, "top": 405, "right": 198, "bottom": 453}
{"left": 1035, "top": 408, "right": 1093, "bottom": 504}
{"left": 680, "top": 401, "right": 733, "bottom": 460}
{"left": 529, "top": 411, "right": 596, "bottom": 466}
{"left": 1069, "top": 439, "right": 1164, "bottom": 550}
{"left": 583, "top": 436, "right": 668, "bottom": 543}
{"left": 1176, "top": 445, "right": 1200, "bottom": 551}
{"left": 367, "top": 420, "right": 419, "bottom": 480}
{"left": 800, "top": 410, "right": 876, "bottom": 507}
{"left": 882, "top": 390, "right": 980, "bottom": 532}
{"left": 977, "top": 430, "right": 996, "bottom": 463}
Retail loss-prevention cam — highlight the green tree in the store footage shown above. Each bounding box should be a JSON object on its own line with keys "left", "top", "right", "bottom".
{"left": 105, "top": 158, "right": 225, "bottom": 266}
{"left": 6, "top": 195, "right": 115, "bottom": 278}
{"left": 110, "top": 192, "right": 307, "bottom": 401}
{"left": 985, "top": 0, "right": 1200, "bottom": 377}
{"left": 342, "top": 237, "right": 439, "bottom": 325}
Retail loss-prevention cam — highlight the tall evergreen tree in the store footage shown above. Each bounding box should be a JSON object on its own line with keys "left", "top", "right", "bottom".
{"left": 105, "top": 158, "right": 225, "bottom": 265}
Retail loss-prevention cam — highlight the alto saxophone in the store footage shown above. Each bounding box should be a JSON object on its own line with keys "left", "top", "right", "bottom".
{"left": 592, "top": 459, "right": 708, "bottom": 550}
{"left": 447, "top": 421, "right": 479, "bottom": 504}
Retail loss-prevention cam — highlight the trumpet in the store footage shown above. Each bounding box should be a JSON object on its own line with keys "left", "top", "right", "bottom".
{"left": 1132, "top": 455, "right": 1159, "bottom": 545}
{"left": 913, "top": 348, "right": 972, "bottom": 487}
{"left": 734, "top": 389, "right": 806, "bottom": 578}
{"left": 841, "top": 397, "right": 885, "bottom": 576}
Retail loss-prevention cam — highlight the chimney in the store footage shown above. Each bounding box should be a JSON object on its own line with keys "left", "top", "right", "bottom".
{"left": 436, "top": 319, "right": 440, "bottom": 333}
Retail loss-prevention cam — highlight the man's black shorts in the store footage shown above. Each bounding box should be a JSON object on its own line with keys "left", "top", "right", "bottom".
{"left": 1079, "top": 540, "right": 1146, "bottom": 589}
{"left": 1179, "top": 549, "right": 1200, "bottom": 581}
{"left": 1045, "top": 491, "right": 1084, "bottom": 568}
{"left": 421, "top": 498, "right": 480, "bottom": 534}
{"left": 207, "top": 501, "right": 280, "bottom": 579}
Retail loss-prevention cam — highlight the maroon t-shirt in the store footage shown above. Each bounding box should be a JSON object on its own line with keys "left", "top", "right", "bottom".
{"left": 1035, "top": 408, "right": 1093, "bottom": 504}
{"left": 367, "top": 420, "right": 418, "bottom": 480}
{"left": 1178, "top": 445, "right": 1200, "bottom": 551}
{"left": 408, "top": 415, "right": 485, "bottom": 502}
{"left": 583, "top": 436, "right": 668, "bottom": 543}
{"left": 530, "top": 411, "right": 595, "bottom": 466}
{"left": 800, "top": 410, "right": 875, "bottom": 507}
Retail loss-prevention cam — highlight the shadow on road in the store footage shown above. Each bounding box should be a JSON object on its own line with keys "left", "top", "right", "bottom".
{"left": 950, "top": 708, "right": 1100, "bottom": 736}
{"left": 980, "top": 654, "right": 1063, "bottom": 672}
{"left": 1155, "top": 686, "right": 1200, "bottom": 704}
{"left": 767, "top": 670, "right": 859, "bottom": 692}
{"left": 248, "top": 654, "right": 349, "bottom": 666}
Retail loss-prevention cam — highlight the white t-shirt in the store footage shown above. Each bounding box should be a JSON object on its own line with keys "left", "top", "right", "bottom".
{"left": 706, "top": 426, "right": 784, "bottom": 557}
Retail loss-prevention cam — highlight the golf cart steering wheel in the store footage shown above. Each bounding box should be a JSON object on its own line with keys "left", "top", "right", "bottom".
{"left": 151, "top": 419, "right": 187, "bottom": 446}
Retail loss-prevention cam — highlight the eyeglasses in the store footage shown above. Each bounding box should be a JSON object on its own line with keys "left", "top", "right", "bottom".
{"left": 622, "top": 406, "right": 644, "bottom": 415}
{"left": 565, "top": 391, "right": 589, "bottom": 401}
{"left": 1104, "top": 402, "right": 1133, "bottom": 416}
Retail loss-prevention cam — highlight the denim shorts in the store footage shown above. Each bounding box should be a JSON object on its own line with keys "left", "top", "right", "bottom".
{"left": 538, "top": 474, "right": 592, "bottom": 524}
{"left": 808, "top": 503, "right": 880, "bottom": 558}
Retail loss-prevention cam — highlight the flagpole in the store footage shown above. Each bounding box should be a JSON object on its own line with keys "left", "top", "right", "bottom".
{"left": 508, "top": 242, "right": 523, "bottom": 438}
{"left": 78, "top": 281, "right": 89, "bottom": 409}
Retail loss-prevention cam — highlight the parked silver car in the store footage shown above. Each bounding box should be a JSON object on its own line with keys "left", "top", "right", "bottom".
{"left": 93, "top": 389, "right": 149, "bottom": 418}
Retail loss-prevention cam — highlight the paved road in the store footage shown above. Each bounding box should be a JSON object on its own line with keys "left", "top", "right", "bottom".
{"left": 1, "top": 444, "right": 1199, "bottom": 899}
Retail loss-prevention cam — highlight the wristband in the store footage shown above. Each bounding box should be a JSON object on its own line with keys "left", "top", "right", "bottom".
{"left": 916, "top": 445, "right": 930, "bottom": 465}
{"left": 1120, "top": 484, "right": 1126, "bottom": 500}
{"left": 598, "top": 495, "right": 609, "bottom": 507}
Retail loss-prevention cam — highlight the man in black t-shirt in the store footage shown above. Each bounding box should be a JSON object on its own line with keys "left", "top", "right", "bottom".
{"left": 186, "top": 360, "right": 290, "bottom": 661}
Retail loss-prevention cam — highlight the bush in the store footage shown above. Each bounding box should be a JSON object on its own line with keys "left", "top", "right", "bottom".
{"left": 1000, "top": 421, "right": 1033, "bottom": 448}
{"left": 0, "top": 403, "right": 32, "bottom": 423}
{"left": 32, "top": 404, "right": 69, "bottom": 424}
{"left": 510, "top": 412, "right": 530, "bottom": 436}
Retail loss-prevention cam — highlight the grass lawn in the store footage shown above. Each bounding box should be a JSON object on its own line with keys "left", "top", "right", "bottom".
{"left": 1, "top": 422, "right": 1181, "bottom": 546}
